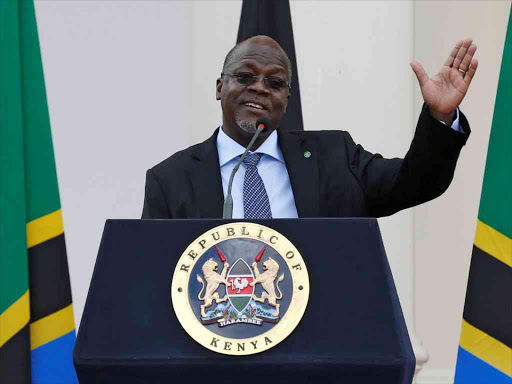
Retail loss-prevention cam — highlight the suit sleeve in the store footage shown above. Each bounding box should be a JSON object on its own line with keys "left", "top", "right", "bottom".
{"left": 346, "top": 104, "right": 470, "bottom": 217}
{"left": 142, "top": 169, "right": 171, "bottom": 219}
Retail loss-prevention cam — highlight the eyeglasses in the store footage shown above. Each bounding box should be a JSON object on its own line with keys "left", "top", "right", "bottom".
{"left": 221, "top": 72, "right": 291, "bottom": 91}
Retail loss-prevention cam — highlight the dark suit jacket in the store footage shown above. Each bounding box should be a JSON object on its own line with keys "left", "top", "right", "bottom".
{"left": 142, "top": 105, "right": 470, "bottom": 219}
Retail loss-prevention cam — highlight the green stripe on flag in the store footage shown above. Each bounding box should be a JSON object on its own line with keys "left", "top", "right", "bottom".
{"left": 478, "top": 9, "right": 512, "bottom": 239}
{"left": 19, "top": 0, "right": 61, "bottom": 222}
{"left": 0, "top": 0, "right": 29, "bottom": 316}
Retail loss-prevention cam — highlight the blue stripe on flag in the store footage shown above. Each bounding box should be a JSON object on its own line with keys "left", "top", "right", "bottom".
{"left": 454, "top": 346, "right": 512, "bottom": 384}
{"left": 31, "top": 330, "right": 78, "bottom": 384}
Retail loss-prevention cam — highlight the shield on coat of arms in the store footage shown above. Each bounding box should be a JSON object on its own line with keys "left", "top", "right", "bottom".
{"left": 226, "top": 258, "right": 254, "bottom": 313}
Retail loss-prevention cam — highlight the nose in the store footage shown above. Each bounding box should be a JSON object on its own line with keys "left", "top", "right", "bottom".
{"left": 247, "top": 76, "right": 270, "bottom": 94}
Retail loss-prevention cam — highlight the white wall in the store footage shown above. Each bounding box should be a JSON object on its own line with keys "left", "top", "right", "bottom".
{"left": 36, "top": 0, "right": 192, "bottom": 336}
{"left": 34, "top": 1, "right": 511, "bottom": 382}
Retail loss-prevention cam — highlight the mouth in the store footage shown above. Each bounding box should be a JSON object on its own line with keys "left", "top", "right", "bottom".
{"left": 242, "top": 101, "right": 267, "bottom": 111}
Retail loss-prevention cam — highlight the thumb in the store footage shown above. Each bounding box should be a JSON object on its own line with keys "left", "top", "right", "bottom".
{"left": 410, "top": 60, "right": 429, "bottom": 87}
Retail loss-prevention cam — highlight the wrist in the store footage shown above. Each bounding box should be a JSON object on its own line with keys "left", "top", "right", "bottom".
{"left": 430, "top": 109, "right": 456, "bottom": 126}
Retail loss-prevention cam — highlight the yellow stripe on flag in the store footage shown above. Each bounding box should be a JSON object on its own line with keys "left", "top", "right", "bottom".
{"left": 474, "top": 220, "right": 512, "bottom": 267}
{"left": 460, "top": 319, "right": 512, "bottom": 377}
{"left": 26, "top": 209, "right": 64, "bottom": 248}
{"left": 30, "top": 304, "right": 75, "bottom": 350}
{"left": 0, "top": 290, "right": 30, "bottom": 348}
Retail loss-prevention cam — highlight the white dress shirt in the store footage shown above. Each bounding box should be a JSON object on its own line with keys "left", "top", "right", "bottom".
{"left": 216, "top": 110, "right": 461, "bottom": 219}
{"left": 217, "top": 127, "right": 299, "bottom": 218}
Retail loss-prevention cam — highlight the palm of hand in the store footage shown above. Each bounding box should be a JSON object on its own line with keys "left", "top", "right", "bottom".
{"left": 422, "top": 66, "right": 469, "bottom": 115}
{"left": 411, "top": 38, "right": 478, "bottom": 119}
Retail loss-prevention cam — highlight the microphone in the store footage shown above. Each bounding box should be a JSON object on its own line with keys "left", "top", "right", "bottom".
{"left": 222, "top": 117, "right": 270, "bottom": 219}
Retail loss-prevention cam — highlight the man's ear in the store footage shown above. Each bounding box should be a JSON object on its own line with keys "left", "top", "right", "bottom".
{"left": 216, "top": 78, "right": 223, "bottom": 100}
{"left": 282, "top": 96, "right": 289, "bottom": 115}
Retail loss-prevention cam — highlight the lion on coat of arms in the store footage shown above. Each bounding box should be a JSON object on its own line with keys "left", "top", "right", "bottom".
{"left": 197, "top": 258, "right": 230, "bottom": 317}
{"left": 251, "top": 257, "right": 285, "bottom": 317}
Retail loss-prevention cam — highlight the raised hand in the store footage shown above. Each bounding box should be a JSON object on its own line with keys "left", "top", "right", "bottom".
{"left": 410, "top": 38, "right": 478, "bottom": 125}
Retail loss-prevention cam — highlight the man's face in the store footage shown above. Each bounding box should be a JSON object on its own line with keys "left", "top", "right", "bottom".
{"left": 216, "top": 39, "right": 290, "bottom": 147}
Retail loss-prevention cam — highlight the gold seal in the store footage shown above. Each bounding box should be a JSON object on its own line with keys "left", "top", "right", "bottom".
{"left": 171, "top": 222, "right": 310, "bottom": 355}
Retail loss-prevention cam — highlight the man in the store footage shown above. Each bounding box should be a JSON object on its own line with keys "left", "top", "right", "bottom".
{"left": 142, "top": 36, "right": 477, "bottom": 219}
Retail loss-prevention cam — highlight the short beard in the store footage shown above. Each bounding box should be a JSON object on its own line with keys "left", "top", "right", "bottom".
{"left": 235, "top": 117, "right": 257, "bottom": 135}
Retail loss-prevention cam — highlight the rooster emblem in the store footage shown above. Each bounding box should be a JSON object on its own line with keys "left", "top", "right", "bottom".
{"left": 232, "top": 277, "right": 249, "bottom": 293}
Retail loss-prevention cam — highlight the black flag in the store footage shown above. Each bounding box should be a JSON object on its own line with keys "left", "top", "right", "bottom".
{"left": 237, "top": 0, "right": 303, "bottom": 131}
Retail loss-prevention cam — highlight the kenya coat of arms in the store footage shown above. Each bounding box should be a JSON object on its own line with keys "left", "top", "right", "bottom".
{"left": 171, "top": 223, "right": 309, "bottom": 355}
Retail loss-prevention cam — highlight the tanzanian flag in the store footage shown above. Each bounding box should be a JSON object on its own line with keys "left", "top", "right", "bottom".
{"left": 453, "top": 8, "right": 512, "bottom": 384}
{"left": 0, "top": 1, "right": 78, "bottom": 383}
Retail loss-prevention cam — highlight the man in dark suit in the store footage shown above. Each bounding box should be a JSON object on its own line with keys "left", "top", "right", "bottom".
{"left": 142, "top": 36, "right": 478, "bottom": 219}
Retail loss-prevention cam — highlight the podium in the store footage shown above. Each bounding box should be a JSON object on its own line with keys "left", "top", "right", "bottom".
{"left": 74, "top": 218, "right": 415, "bottom": 383}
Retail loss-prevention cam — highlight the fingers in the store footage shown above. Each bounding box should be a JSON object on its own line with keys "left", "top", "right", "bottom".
{"left": 452, "top": 38, "right": 473, "bottom": 69}
{"left": 410, "top": 60, "right": 429, "bottom": 87}
{"left": 445, "top": 40, "right": 463, "bottom": 67}
{"left": 464, "top": 59, "right": 478, "bottom": 85}
{"left": 459, "top": 43, "right": 477, "bottom": 72}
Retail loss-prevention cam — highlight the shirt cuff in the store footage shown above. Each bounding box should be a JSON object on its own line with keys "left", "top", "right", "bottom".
{"left": 438, "top": 108, "right": 462, "bottom": 133}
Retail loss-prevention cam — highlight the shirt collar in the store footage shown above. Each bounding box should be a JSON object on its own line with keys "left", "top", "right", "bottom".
{"left": 217, "top": 126, "right": 284, "bottom": 167}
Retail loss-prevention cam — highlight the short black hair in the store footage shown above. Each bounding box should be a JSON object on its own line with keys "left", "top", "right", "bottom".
{"left": 222, "top": 35, "right": 293, "bottom": 84}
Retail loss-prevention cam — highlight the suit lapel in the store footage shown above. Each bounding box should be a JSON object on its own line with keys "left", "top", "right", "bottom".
{"left": 278, "top": 131, "right": 320, "bottom": 217}
{"left": 190, "top": 128, "right": 224, "bottom": 218}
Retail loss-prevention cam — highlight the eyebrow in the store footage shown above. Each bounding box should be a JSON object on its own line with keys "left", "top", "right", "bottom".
{"left": 235, "top": 61, "right": 287, "bottom": 75}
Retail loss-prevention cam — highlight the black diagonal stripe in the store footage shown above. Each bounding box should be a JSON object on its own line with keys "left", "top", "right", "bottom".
{"left": 28, "top": 234, "right": 72, "bottom": 322}
{"left": 463, "top": 245, "right": 512, "bottom": 349}
{"left": 0, "top": 325, "right": 31, "bottom": 384}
